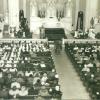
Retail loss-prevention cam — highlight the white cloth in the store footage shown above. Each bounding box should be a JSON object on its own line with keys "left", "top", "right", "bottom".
{"left": 9, "top": 89, "right": 19, "bottom": 97}
{"left": 19, "top": 90, "right": 28, "bottom": 96}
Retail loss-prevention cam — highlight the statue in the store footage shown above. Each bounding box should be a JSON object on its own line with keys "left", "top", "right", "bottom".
{"left": 94, "top": 16, "right": 99, "bottom": 25}
{"left": 66, "top": 0, "right": 72, "bottom": 17}
{"left": 76, "top": 11, "right": 84, "bottom": 31}
{"left": 5, "top": 12, "right": 9, "bottom": 24}
{"left": 90, "top": 17, "right": 94, "bottom": 28}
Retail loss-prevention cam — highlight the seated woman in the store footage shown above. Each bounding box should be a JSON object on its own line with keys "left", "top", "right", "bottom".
{"left": 27, "top": 74, "right": 34, "bottom": 86}
{"left": 39, "top": 86, "right": 50, "bottom": 97}
{"left": 19, "top": 86, "right": 28, "bottom": 96}
{"left": 40, "top": 61, "right": 46, "bottom": 70}
{"left": 25, "top": 69, "right": 33, "bottom": 77}
{"left": 49, "top": 85, "right": 62, "bottom": 98}
{"left": 9, "top": 86, "right": 20, "bottom": 98}
{"left": 41, "top": 73, "right": 48, "bottom": 85}
{"left": 17, "top": 71, "right": 24, "bottom": 77}
{"left": 33, "top": 74, "right": 40, "bottom": 85}
{"left": 2, "top": 66, "right": 8, "bottom": 73}
{"left": 33, "top": 68, "right": 40, "bottom": 77}
{"left": 16, "top": 74, "right": 25, "bottom": 85}
{"left": 11, "top": 78, "right": 21, "bottom": 89}
{"left": 54, "top": 73, "right": 59, "bottom": 81}
{"left": 9, "top": 66, "right": 17, "bottom": 75}
{"left": 48, "top": 68, "right": 56, "bottom": 79}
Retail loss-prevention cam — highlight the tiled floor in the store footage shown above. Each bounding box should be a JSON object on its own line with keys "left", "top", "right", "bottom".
{"left": 51, "top": 45, "right": 90, "bottom": 100}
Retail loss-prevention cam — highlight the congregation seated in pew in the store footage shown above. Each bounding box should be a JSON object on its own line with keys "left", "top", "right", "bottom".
{"left": 0, "top": 40, "right": 62, "bottom": 99}
{"left": 65, "top": 41, "right": 100, "bottom": 99}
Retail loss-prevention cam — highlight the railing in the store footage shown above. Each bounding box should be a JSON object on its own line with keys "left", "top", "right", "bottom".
{"left": 63, "top": 39, "right": 100, "bottom": 43}
{"left": 0, "top": 39, "right": 48, "bottom": 43}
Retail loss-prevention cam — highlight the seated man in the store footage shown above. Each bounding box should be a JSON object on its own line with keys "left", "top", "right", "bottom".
{"left": 5, "top": 73, "right": 12, "bottom": 88}
{"left": 0, "top": 86, "right": 9, "bottom": 99}
{"left": 28, "top": 86, "right": 36, "bottom": 95}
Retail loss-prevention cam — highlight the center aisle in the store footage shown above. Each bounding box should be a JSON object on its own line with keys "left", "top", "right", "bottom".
{"left": 50, "top": 45, "right": 90, "bottom": 100}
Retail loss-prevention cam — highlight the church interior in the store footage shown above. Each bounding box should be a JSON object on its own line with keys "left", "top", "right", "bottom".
{"left": 0, "top": 0, "right": 100, "bottom": 100}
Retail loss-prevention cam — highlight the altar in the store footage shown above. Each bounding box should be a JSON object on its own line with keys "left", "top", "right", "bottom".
{"left": 30, "top": 0, "right": 72, "bottom": 36}
{"left": 45, "top": 28, "right": 65, "bottom": 40}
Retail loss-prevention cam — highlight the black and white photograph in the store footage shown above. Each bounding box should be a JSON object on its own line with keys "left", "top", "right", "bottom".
{"left": 0, "top": 0, "right": 100, "bottom": 100}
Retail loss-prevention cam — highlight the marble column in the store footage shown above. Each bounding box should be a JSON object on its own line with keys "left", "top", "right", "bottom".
{"left": 74, "top": 0, "right": 80, "bottom": 29}
{"left": 26, "top": 0, "right": 30, "bottom": 26}
{"left": 23, "top": 0, "right": 26, "bottom": 17}
{"left": 8, "top": 0, "right": 19, "bottom": 30}
{"left": 65, "top": 0, "right": 72, "bottom": 18}
{"left": 3, "top": 0, "right": 9, "bottom": 24}
{"left": 0, "top": 0, "right": 4, "bottom": 15}
{"left": 3, "top": 0, "right": 8, "bottom": 14}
